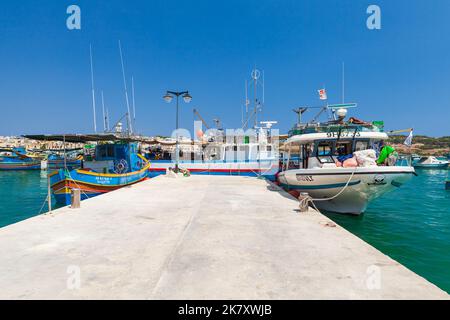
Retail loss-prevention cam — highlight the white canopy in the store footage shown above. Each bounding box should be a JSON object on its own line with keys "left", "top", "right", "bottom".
{"left": 285, "top": 131, "right": 388, "bottom": 145}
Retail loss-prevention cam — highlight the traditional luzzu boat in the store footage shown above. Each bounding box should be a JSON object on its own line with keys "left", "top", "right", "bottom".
{"left": 277, "top": 104, "right": 416, "bottom": 215}
{"left": 49, "top": 142, "right": 149, "bottom": 205}
{"left": 413, "top": 156, "right": 449, "bottom": 169}
{"left": 0, "top": 147, "right": 41, "bottom": 170}
{"left": 24, "top": 134, "right": 150, "bottom": 206}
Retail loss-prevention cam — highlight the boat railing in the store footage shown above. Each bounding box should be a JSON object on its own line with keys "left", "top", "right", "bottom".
{"left": 289, "top": 123, "right": 382, "bottom": 137}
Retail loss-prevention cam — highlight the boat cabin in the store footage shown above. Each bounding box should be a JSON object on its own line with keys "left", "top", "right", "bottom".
{"left": 83, "top": 142, "right": 145, "bottom": 174}
{"left": 282, "top": 129, "right": 388, "bottom": 170}
{"left": 147, "top": 142, "right": 277, "bottom": 163}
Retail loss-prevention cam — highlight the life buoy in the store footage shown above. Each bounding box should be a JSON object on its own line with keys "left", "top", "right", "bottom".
{"left": 114, "top": 159, "right": 129, "bottom": 174}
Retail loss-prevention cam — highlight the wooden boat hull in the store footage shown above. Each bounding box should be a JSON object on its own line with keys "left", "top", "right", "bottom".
{"left": 0, "top": 160, "right": 41, "bottom": 170}
{"left": 49, "top": 163, "right": 150, "bottom": 206}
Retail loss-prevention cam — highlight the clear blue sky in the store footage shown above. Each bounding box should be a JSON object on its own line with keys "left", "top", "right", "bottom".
{"left": 0, "top": 0, "right": 449, "bottom": 137}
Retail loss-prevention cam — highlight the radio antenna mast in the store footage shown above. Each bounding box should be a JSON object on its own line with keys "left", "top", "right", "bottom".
{"left": 89, "top": 44, "right": 97, "bottom": 133}
{"left": 131, "top": 76, "right": 136, "bottom": 131}
{"left": 101, "top": 91, "right": 107, "bottom": 132}
{"left": 118, "top": 40, "right": 133, "bottom": 135}
{"left": 242, "top": 68, "right": 264, "bottom": 130}
{"left": 342, "top": 62, "right": 345, "bottom": 104}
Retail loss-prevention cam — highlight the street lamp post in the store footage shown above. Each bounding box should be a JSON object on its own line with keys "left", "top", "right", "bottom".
{"left": 163, "top": 90, "right": 192, "bottom": 172}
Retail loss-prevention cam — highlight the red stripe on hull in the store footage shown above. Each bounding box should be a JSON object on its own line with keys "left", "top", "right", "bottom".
{"left": 148, "top": 168, "right": 263, "bottom": 173}
{"left": 51, "top": 177, "right": 147, "bottom": 194}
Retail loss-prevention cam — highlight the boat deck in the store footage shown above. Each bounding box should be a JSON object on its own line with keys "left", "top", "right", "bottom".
{"left": 0, "top": 175, "right": 447, "bottom": 299}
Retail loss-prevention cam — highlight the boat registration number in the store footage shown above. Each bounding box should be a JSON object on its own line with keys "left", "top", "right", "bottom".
{"left": 327, "top": 131, "right": 361, "bottom": 138}
{"left": 296, "top": 175, "right": 314, "bottom": 182}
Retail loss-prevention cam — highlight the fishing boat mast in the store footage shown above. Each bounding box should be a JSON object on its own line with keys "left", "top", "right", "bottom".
{"left": 89, "top": 44, "right": 97, "bottom": 133}
{"left": 132, "top": 76, "right": 136, "bottom": 132}
{"left": 242, "top": 68, "right": 265, "bottom": 130}
{"left": 118, "top": 40, "right": 133, "bottom": 136}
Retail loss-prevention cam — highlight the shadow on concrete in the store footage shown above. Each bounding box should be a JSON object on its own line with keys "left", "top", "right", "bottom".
{"left": 263, "top": 179, "right": 299, "bottom": 202}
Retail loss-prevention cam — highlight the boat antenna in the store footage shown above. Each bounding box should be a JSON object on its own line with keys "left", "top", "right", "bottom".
{"left": 342, "top": 61, "right": 345, "bottom": 104}
{"left": 242, "top": 68, "right": 264, "bottom": 130}
{"left": 106, "top": 107, "right": 110, "bottom": 132}
{"left": 101, "top": 91, "right": 107, "bottom": 132}
{"left": 262, "top": 70, "right": 265, "bottom": 104}
{"left": 253, "top": 68, "right": 258, "bottom": 128}
{"left": 118, "top": 40, "right": 133, "bottom": 136}
{"left": 131, "top": 76, "right": 136, "bottom": 131}
{"left": 293, "top": 107, "right": 308, "bottom": 126}
{"left": 89, "top": 44, "right": 97, "bottom": 133}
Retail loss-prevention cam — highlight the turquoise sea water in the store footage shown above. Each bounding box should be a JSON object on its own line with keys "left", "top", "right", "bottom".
{"left": 0, "top": 169, "right": 449, "bottom": 293}
{"left": 326, "top": 168, "right": 450, "bottom": 293}
{"left": 0, "top": 171, "right": 57, "bottom": 228}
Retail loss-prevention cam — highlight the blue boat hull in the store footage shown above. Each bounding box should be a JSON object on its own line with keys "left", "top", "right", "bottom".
{"left": 49, "top": 163, "right": 150, "bottom": 206}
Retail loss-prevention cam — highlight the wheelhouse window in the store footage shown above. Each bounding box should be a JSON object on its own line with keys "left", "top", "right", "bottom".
{"left": 98, "top": 145, "right": 115, "bottom": 159}
{"left": 355, "top": 140, "right": 369, "bottom": 151}
{"left": 316, "top": 141, "right": 333, "bottom": 156}
{"left": 335, "top": 142, "right": 352, "bottom": 156}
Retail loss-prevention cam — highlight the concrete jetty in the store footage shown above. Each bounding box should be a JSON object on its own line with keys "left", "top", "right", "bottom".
{"left": 0, "top": 175, "right": 447, "bottom": 299}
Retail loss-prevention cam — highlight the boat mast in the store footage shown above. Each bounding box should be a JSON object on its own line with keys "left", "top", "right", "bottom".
{"left": 101, "top": 91, "right": 107, "bottom": 132}
{"left": 342, "top": 62, "right": 345, "bottom": 104}
{"left": 89, "top": 44, "right": 97, "bottom": 133}
{"left": 131, "top": 76, "right": 136, "bottom": 132}
{"left": 106, "top": 107, "right": 110, "bottom": 132}
{"left": 242, "top": 68, "right": 264, "bottom": 130}
{"left": 118, "top": 40, "right": 133, "bottom": 136}
{"left": 254, "top": 69, "right": 257, "bottom": 128}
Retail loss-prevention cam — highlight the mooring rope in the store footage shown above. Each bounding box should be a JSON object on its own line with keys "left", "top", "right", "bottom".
{"left": 298, "top": 168, "right": 358, "bottom": 213}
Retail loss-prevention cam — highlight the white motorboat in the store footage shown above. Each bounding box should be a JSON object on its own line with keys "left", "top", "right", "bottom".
{"left": 277, "top": 104, "right": 416, "bottom": 215}
{"left": 413, "top": 156, "right": 449, "bottom": 169}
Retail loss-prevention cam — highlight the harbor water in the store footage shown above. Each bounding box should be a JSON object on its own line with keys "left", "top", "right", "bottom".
{"left": 0, "top": 171, "right": 57, "bottom": 228}
{"left": 0, "top": 168, "right": 449, "bottom": 293}
{"left": 326, "top": 168, "right": 450, "bottom": 293}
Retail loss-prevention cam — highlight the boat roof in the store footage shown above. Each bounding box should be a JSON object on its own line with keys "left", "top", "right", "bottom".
{"left": 286, "top": 131, "right": 388, "bottom": 144}
{"left": 0, "top": 148, "right": 32, "bottom": 158}
{"left": 23, "top": 133, "right": 151, "bottom": 144}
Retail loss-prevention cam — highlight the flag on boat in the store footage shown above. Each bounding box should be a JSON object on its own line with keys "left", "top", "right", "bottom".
{"left": 318, "top": 88, "right": 327, "bottom": 100}
{"left": 404, "top": 129, "right": 413, "bottom": 146}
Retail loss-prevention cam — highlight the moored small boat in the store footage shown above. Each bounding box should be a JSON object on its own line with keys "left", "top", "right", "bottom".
{"left": 413, "top": 156, "right": 449, "bottom": 169}
{"left": 278, "top": 103, "right": 416, "bottom": 215}
{"left": 0, "top": 147, "right": 41, "bottom": 170}
{"left": 147, "top": 140, "right": 279, "bottom": 181}
{"left": 49, "top": 141, "right": 149, "bottom": 205}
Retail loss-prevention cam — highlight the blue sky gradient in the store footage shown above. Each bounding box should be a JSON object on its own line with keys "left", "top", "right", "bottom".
{"left": 0, "top": 0, "right": 449, "bottom": 137}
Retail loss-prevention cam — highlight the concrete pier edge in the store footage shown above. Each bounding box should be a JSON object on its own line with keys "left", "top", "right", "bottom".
{"left": 0, "top": 175, "right": 447, "bottom": 299}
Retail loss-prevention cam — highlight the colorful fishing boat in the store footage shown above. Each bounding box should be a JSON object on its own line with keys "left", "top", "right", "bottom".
{"left": 48, "top": 142, "right": 149, "bottom": 205}
{"left": 24, "top": 134, "right": 150, "bottom": 206}
{"left": 0, "top": 147, "right": 41, "bottom": 170}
